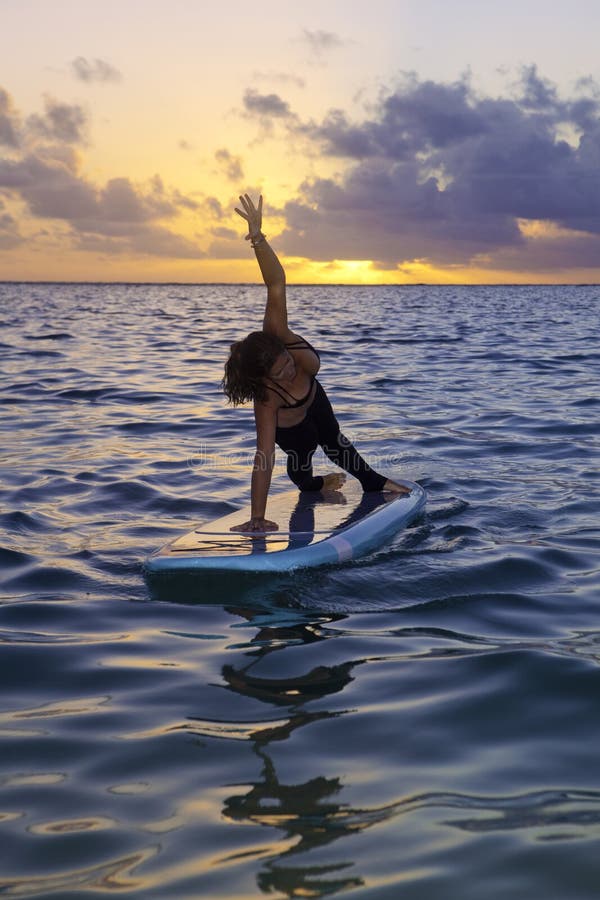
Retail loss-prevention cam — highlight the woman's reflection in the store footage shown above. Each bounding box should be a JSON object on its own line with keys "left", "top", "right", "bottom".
{"left": 217, "top": 614, "right": 367, "bottom": 897}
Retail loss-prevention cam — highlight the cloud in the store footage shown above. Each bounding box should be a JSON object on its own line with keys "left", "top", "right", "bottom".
{"left": 241, "top": 89, "right": 298, "bottom": 141}
{"left": 0, "top": 153, "right": 98, "bottom": 220}
{"left": 0, "top": 87, "right": 20, "bottom": 147}
{"left": 0, "top": 92, "right": 204, "bottom": 260}
{"left": 299, "top": 29, "right": 346, "bottom": 62}
{"left": 243, "top": 89, "right": 294, "bottom": 120}
{"left": 215, "top": 148, "right": 244, "bottom": 182}
{"left": 99, "top": 175, "right": 178, "bottom": 222}
{"left": 170, "top": 188, "right": 200, "bottom": 211}
{"left": 208, "top": 236, "right": 246, "bottom": 259}
{"left": 211, "top": 226, "right": 238, "bottom": 240}
{"left": 515, "top": 64, "right": 560, "bottom": 112}
{"left": 489, "top": 224, "right": 600, "bottom": 272}
{"left": 71, "top": 57, "right": 122, "bottom": 84}
{"left": 26, "top": 96, "right": 88, "bottom": 144}
{"left": 272, "top": 69, "right": 600, "bottom": 270}
{"left": 296, "top": 74, "right": 489, "bottom": 160}
{"left": 252, "top": 70, "right": 306, "bottom": 89}
{"left": 0, "top": 200, "right": 23, "bottom": 248}
{"left": 203, "top": 196, "right": 225, "bottom": 218}
{"left": 74, "top": 225, "right": 202, "bottom": 259}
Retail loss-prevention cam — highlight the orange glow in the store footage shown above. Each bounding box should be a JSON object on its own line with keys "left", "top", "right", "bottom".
{"left": 517, "top": 219, "right": 590, "bottom": 240}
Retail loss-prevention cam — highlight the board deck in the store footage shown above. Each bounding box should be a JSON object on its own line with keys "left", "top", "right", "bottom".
{"left": 144, "top": 478, "right": 426, "bottom": 576}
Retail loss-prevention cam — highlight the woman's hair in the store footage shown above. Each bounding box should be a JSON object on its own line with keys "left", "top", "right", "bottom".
{"left": 222, "top": 330, "right": 286, "bottom": 405}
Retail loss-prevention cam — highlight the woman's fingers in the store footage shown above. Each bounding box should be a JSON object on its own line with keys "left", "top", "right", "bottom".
{"left": 240, "top": 193, "right": 260, "bottom": 216}
{"left": 235, "top": 193, "right": 262, "bottom": 232}
{"left": 240, "top": 193, "right": 253, "bottom": 213}
{"left": 230, "top": 518, "right": 278, "bottom": 533}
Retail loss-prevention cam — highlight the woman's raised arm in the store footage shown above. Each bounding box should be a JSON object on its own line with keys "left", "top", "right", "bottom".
{"left": 235, "top": 193, "right": 291, "bottom": 340}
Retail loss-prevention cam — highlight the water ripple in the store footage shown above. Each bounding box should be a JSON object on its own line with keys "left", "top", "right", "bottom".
{"left": 1, "top": 283, "right": 599, "bottom": 899}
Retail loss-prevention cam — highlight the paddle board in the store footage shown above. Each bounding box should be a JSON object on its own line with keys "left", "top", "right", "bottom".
{"left": 144, "top": 478, "right": 426, "bottom": 576}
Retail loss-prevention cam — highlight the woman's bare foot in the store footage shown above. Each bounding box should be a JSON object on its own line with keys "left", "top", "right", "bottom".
{"left": 321, "top": 472, "right": 346, "bottom": 492}
{"left": 383, "top": 479, "right": 411, "bottom": 495}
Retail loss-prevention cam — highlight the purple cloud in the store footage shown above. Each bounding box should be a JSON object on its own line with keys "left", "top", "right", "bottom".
{"left": 27, "top": 96, "right": 88, "bottom": 144}
{"left": 275, "top": 70, "right": 600, "bottom": 269}
{"left": 243, "top": 89, "right": 294, "bottom": 120}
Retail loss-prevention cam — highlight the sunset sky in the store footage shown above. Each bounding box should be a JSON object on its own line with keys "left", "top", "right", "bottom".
{"left": 2, "top": 0, "right": 600, "bottom": 283}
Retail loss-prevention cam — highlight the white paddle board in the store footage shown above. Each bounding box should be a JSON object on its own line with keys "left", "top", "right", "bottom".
{"left": 144, "top": 478, "right": 426, "bottom": 576}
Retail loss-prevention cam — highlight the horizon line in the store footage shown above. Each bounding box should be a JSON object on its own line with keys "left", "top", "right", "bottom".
{"left": 1, "top": 280, "right": 598, "bottom": 287}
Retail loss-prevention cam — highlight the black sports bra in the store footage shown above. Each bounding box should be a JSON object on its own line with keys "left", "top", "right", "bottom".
{"left": 265, "top": 339, "right": 320, "bottom": 409}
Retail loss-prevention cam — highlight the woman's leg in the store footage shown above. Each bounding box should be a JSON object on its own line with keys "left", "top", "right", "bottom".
{"left": 311, "top": 382, "right": 387, "bottom": 491}
{"left": 276, "top": 420, "right": 325, "bottom": 491}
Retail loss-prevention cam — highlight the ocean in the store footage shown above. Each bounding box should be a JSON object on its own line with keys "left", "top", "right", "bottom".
{"left": 1, "top": 282, "right": 599, "bottom": 898}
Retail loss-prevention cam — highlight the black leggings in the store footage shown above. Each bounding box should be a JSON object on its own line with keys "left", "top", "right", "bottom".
{"left": 275, "top": 380, "right": 387, "bottom": 492}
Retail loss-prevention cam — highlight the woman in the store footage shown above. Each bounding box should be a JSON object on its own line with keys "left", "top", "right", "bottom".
{"left": 223, "top": 194, "right": 409, "bottom": 533}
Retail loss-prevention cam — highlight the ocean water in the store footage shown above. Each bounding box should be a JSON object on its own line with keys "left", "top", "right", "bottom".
{"left": 1, "top": 281, "right": 599, "bottom": 899}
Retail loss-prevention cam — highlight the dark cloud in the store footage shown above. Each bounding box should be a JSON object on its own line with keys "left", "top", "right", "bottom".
{"left": 275, "top": 70, "right": 600, "bottom": 270}
{"left": 278, "top": 164, "right": 522, "bottom": 266}
{"left": 215, "top": 148, "right": 244, "bottom": 182}
{"left": 0, "top": 87, "right": 20, "bottom": 147}
{"left": 297, "top": 109, "right": 379, "bottom": 159}
{"left": 296, "top": 75, "right": 488, "bottom": 160}
{"left": 71, "top": 57, "right": 122, "bottom": 84}
{"left": 242, "top": 89, "right": 294, "bottom": 120}
{"left": 516, "top": 65, "right": 560, "bottom": 112}
{"left": 27, "top": 96, "right": 87, "bottom": 144}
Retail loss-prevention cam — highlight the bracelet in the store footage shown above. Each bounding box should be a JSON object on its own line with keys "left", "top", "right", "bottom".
{"left": 250, "top": 232, "right": 266, "bottom": 248}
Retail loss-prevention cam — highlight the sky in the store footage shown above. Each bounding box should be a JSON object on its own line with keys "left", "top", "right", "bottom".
{"left": 2, "top": 0, "right": 600, "bottom": 283}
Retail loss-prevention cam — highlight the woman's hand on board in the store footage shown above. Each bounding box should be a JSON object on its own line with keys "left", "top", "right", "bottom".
{"left": 235, "top": 193, "right": 263, "bottom": 240}
{"left": 230, "top": 516, "right": 279, "bottom": 533}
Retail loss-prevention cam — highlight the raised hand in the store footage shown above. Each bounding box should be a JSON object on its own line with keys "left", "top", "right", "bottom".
{"left": 235, "top": 193, "right": 263, "bottom": 240}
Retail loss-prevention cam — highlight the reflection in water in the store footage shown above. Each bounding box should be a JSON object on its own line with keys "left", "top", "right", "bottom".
{"left": 286, "top": 489, "right": 391, "bottom": 550}
{"left": 214, "top": 609, "right": 592, "bottom": 894}
{"left": 217, "top": 613, "right": 367, "bottom": 897}
{"left": 0, "top": 847, "right": 157, "bottom": 897}
{"left": 225, "top": 747, "right": 363, "bottom": 896}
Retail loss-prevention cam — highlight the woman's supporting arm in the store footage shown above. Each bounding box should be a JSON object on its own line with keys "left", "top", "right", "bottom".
{"left": 249, "top": 447, "right": 275, "bottom": 520}
{"left": 250, "top": 400, "right": 277, "bottom": 519}
{"left": 230, "top": 400, "right": 279, "bottom": 533}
